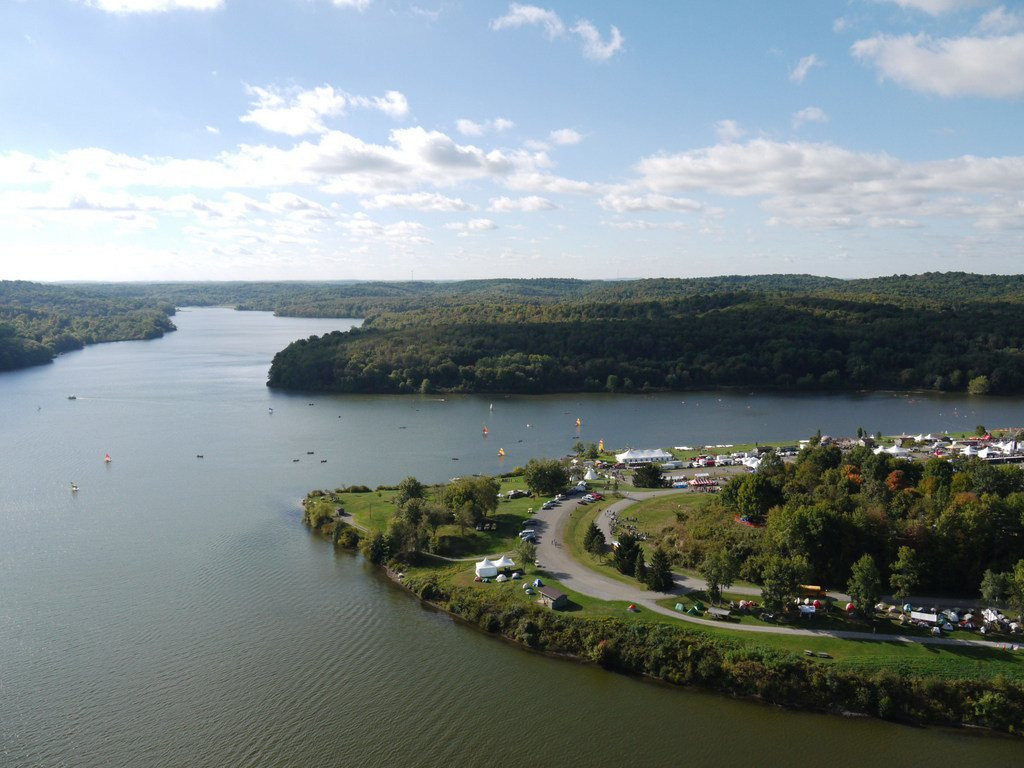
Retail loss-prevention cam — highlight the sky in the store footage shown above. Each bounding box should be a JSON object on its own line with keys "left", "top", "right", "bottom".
{"left": 1, "top": 0, "right": 1023, "bottom": 282}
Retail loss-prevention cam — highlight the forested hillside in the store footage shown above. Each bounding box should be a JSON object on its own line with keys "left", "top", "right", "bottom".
{"left": 266, "top": 274, "right": 1024, "bottom": 395}
{"left": 0, "top": 282, "right": 176, "bottom": 371}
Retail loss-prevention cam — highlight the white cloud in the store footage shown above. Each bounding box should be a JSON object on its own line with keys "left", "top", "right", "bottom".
{"left": 340, "top": 213, "right": 431, "bottom": 246}
{"left": 444, "top": 218, "right": 498, "bottom": 232}
{"left": 713, "top": 119, "right": 744, "bottom": 143}
{"left": 549, "top": 128, "right": 583, "bottom": 145}
{"left": 976, "top": 5, "right": 1024, "bottom": 33}
{"left": 240, "top": 85, "right": 409, "bottom": 136}
{"left": 350, "top": 90, "right": 410, "bottom": 119}
{"left": 790, "top": 53, "right": 822, "bottom": 83}
{"left": 632, "top": 138, "right": 1024, "bottom": 230}
{"left": 456, "top": 119, "right": 484, "bottom": 137}
{"left": 491, "top": 5, "right": 624, "bottom": 60}
{"left": 833, "top": 17, "right": 849, "bottom": 33}
{"left": 332, "top": 0, "right": 372, "bottom": 10}
{"left": 457, "top": 117, "right": 515, "bottom": 136}
{"left": 875, "top": 0, "right": 973, "bottom": 15}
{"left": 205, "top": 125, "right": 220, "bottom": 135}
{"left": 240, "top": 85, "right": 348, "bottom": 136}
{"left": 490, "top": 4, "right": 565, "bottom": 37}
{"left": 571, "top": 20, "right": 624, "bottom": 61}
{"left": 852, "top": 32, "right": 1024, "bottom": 97}
{"left": 79, "top": 0, "right": 222, "bottom": 12}
{"left": 792, "top": 106, "right": 828, "bottom": 129}
{"left": 488, "top": 195, "right": 557, "bottom": 212}
{"left": 362, "top": 192, "right": 475, "bottom": 212}
{"left": 599, "top": 192, "right": 703, "bottom": 213}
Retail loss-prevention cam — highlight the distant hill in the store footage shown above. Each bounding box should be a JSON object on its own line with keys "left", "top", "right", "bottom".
{"left": 263, "top": 273, "right": 1024, "bottom": 395}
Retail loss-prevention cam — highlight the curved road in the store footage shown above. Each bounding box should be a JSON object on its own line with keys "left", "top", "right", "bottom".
{"left": 532, "top": 491, "right": 1014, "bottom": 649}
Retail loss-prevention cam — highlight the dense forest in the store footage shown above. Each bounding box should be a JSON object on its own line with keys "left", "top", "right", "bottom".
{"left": 8, "top": 274, "right": 1024, "bottom": 394}
{"left": 265, "top": 273, "right": 1024, "bottom": 395}
{"left": 677, "top": 447, "right": 1024, "bottom": 600}
{"left": 0, "top": 281, "right": 176, "bottom": 371}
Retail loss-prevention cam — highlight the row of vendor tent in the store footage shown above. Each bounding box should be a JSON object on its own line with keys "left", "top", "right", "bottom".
{"left": 474, "top": 555, "right": 516, "bottom": 578}
{"left": 873, "top": 445, "right": 911, "bottom": 457}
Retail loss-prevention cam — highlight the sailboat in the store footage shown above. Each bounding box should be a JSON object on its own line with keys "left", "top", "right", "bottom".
{"left": 482, "top": 426, "right": 489, "bottom": 436}
{"left": 104, "top": 453, "right": 112, "bottom": 463}
{"left": 70, "top": 482, "right": 78, "bottom": 492}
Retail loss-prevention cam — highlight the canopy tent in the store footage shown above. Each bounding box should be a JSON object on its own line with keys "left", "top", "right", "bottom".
{"left": 475, "top": 558, "right": 498, "bottom": 578}
{"left": 615, "top": 448, "right": 674, "bottom": 465}
{"left": 584, "top": 468, "right": 598, "bottom": 481}
{"left": 493, "top": 554, "right": 516, "bottom": 570}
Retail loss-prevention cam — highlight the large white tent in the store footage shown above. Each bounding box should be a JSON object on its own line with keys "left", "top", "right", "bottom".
{"left": 475, "top": 557, "right": 498, "bottom": 578}
{"left": 493, "top": 554, "right": 516, "bottom": 570}
{"left": 615, "top": 448, "right": 673, "bottom": 466}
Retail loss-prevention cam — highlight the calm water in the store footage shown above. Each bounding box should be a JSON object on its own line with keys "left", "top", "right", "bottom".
{"left": 2, "top": 307, "right": 1023, "bottom": 767}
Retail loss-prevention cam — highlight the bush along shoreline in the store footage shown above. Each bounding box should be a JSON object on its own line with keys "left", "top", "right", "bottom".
{"left": 302, "top": 493, "right": 1024, "bottom": 735}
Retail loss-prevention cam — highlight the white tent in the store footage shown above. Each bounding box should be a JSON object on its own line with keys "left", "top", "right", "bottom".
{"left": 475, "top": 557, "right": 498, "bottom": 578}
{"left": 493, "top": 554, "right": 516, "bottom": 570}
{"left": 584, "top": 468, "right": 598, "bottom": 481}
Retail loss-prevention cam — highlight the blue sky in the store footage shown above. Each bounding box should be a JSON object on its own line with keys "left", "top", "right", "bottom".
{"left": 2, "top": 0, "right": 1022, "bottom": 281}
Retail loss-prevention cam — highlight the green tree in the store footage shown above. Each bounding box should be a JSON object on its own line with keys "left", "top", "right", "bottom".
{"left": 632, "top": 463, "right": 664, "bottom": 488}
{"left": 633, "top": 548, "right": 647, "bottom": 584}
{"left": 515, "top": 537, "right": 536, "bottom": 565}
{"left": 360, "top": 530, "right": 390, "bottom": 565}
{"left": 968, "top": 376, "right": 991, "bottom": 396}
{"left": 1009, "top": 560, "right": 1024, "bottom": 619}
{"left": 613, "top": 532, "right": 640, "bottom": 576}
{"left": 441, "top": 476, "right": 499, "bottom": 527}
{"left": 847, "top": 554, "right": 882, "bottom": 621}
{"left": 646, "top": 547, "right": 674, "bottom": 592}
{"left": 582, "top": 521, "right": 606, "bottom": 555}
{"left": 395, "top": 476, "right": 426, "bottom": 507}
{"left": 980, "top": 568, "right": 1010, "bottom": 605}
{"left": 699, "top": 549, "right": 738, "bottom": 604}
{"left": 889, "top": 546, "right": 920, "bottom": 602}
{"left": 735, "top": 473, "right": 782, "bottom": 524}
{"left": 453, "top": 502, "right": 476, "bottom": 534}
{"left": 523, "top": 458, "right": 569, "bottom": 496}
{"left": 760, "top": 555, "right": 806, "bottom": 615}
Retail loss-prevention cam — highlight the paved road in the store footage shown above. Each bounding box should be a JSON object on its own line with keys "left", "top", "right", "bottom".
{"left": 534, "top": 491, "right": 1013, "bottom": 649}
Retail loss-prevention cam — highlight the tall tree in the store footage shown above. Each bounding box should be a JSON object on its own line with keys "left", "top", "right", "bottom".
{"left": 980, "top": 568, "right": 1010, "bottom": 605}
{"left": 613, "top": 532, "right": 640, "bottom": 576}
{"left": 646, "top": 547, "right": 674, "bottom": 592}
{"left": 523, "top": 458, "right": 569, "bottom": 496}
{"left": 633, "top": 548, "right": 647, "bottom": 584}
{"left": 632, "top": 463, "right": 664, "bottom": 488}
{"left": 847, "top": 554, "right": 882, "bottom": 622}
{"left": 760, "top": 555, "right": 805, "bottom": 615}
{"left": 582, "top": 521, "right": 606, "bottom": 555}
{"left": 700, "top": 549, "right": 738, "bottom": 604}
{"left": 395, "top": 476, "right": 426, "bottom": 508}
{"left": 889, "top": 546, "right": 920, "bottom": 602}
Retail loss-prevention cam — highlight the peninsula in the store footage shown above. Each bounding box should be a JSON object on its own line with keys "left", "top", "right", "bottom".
{"left": 304, "top": 434, "right": 1024, "bottom": 734}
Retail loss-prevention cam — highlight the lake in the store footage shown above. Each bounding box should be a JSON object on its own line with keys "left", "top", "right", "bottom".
{"left": 2, "top": 307, "right": 1022, "bottom": 767}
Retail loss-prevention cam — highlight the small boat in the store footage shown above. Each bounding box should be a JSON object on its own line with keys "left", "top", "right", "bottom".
{"left": 320, "top": 459, "right": 327, "bottom": 463}
{"left": 292, "top": 459, "right": 300, "bottom": 462}
{"left": 306, "top": 451, "right": 314, "bottom": 455}
{"left": 498, "top": 448, "right": 505, "bottom": 457}
{"left": 67, "top": 395, "right": 76, "bottom": 400}
{"left": 482, "top": 426, "right": 489, "bottom": 436}
{"left": 104, "top": 453, "right": 111, "bottom": 463}
{"left": 70, "top": 483, "right": 78, "bottom": 492}
{"left": 196, "top": 454, "right": 204, "bottom": 458}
